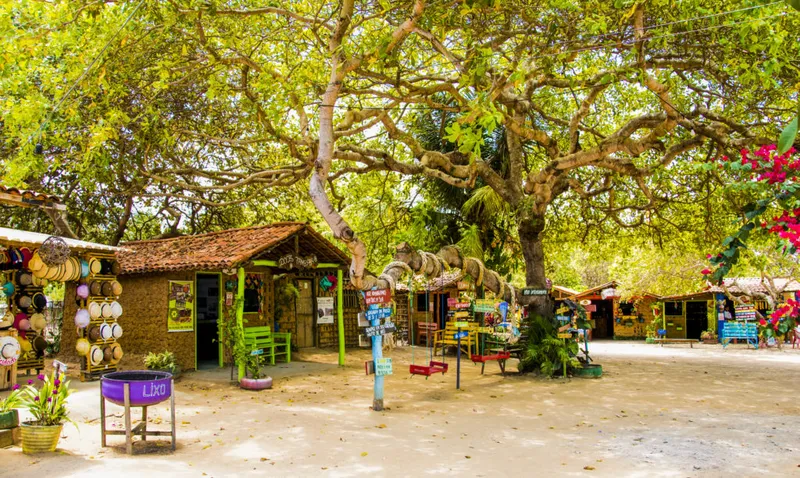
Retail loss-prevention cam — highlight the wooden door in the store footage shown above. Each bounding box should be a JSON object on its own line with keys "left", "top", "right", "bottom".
{"left": 296, "top": 279, "right": 315, "bottom": 347}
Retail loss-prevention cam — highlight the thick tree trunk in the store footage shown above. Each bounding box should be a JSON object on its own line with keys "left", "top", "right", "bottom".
{"left": 517, "top": 212, "right": 553, "bottom": 319}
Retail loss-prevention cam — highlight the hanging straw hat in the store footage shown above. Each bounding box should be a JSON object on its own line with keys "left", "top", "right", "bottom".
{"left": 103, "top": 346, "right": 114, "bottom": 362}
{"left": 110, "top": 343, "right": 123, "bottom": 362}
{"left": 88, "top": 302, "right": 101, "bottom": 319}
{"left": 28, "top": 250, "right": 44, "bottom": 272}
{"left": 75, "top": 338, "right": 90, "bottom": 356}
{"left": 32, "top": 292, "right": 47, "bottom": 311}
{"left": 110, "top": 301, "right": 123, "bottom": 319}
{"left": 111, "top": 323, "right": 123, "bottom": 339}
{"left": 16, "top": 271, "right": 32, "bottom": 287}
{"left": 88, "top": 258, "right": 102, "bottom": 275}
{"left": 101, "top": 281, "right": 113, "bottom": 297}
{"left": 89, "top": 281, "right": 102, "bottom": 296}
{"left": 30, "top": 313, "right": 46, "bottom": 332}
{"left": 111, "top": 280, "right": 123, "bottom": 296}
{"left": 101, "top": 302, "right": 113, "bottom": 318}
{"left": 16, "top": 294, "right": 32, "bottom": 309}
{"left": 89, "top": 345, "right": 103, "bottom": 366}
{"left": 88, "top": 325, "right": 102, "bottom": 341}
{"left": 75, "top": 309, "right": 91, "bottom": 328}
{"left": 31, "top": 275, "right": 47, "bottom": 287}
{"left": 0, "top": 310, "right": 13, "bottom": 329}
{"left": 110, "top": 260, "right": 121, "bottom": 276}
{"left": 32, "top": 335, "right": 47, "bottom": 355}
{"left": 99, "top": 323, "right": 113, "bottom": 340}
{"left": 20, "top": 248, "right": 32, "bottom": 269}
{"left": 76, "top": 284, "right": 90, "bottom": 299}
{"left": 0, "top": 336, "right": 20, "bottom": 362}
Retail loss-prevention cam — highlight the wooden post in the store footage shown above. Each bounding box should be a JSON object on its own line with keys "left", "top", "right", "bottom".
{"left": 337, "top": 269, "right": 345, "bottom": 366}
{"left": 236, "top": 267, "right": 246, "bottom": 381}
{"left": 100, "top": 389, "right": 106, "bottom": 447}
{"left": 170, "top": 379, "right": 176, "bottom": 451}
{"left": 141, "top": 406, "right": 147, "bottom": 442}
{"left": 124, "top": 383, "right": 133, "bottom": 455}
{"left": 218, "top": 273, "right": 225, "bottom": 368}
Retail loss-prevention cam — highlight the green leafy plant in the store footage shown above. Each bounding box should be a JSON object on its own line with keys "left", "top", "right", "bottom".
{"left": 0, "top": 385, "right": 22, "bottom": 412}
{"left": 19, "top": 371, "right": 74, "bottom": 426}
{"left": 700, "top": 329, "right": 717, "bottom": 341}
{"left": 144, "top": 351, "right": 179, "bottom": 374}
{"left": 245, "top": 353, "right": 265, "bottom": 380}
{"left": 518, "top": 315, "right": 580, "bottom": 376}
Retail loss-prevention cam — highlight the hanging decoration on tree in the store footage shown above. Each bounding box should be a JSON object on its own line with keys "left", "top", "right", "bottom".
{"left": 39, "top": 236, "right": 70, "bottom": 266}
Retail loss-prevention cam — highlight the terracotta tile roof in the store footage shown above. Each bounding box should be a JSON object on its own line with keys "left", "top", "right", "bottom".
{"left": 0, "top": 185, "right": 65, "bottom": 210}
{"left": 118, "top": 222, "right": 350, "bottom": 274}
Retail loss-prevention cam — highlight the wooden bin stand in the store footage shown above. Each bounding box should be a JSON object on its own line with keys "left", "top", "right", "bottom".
{"left": 100, "top": 380, "right": 176, "bottom": 454}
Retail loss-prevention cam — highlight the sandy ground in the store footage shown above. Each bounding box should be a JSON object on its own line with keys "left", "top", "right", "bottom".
{"left": 1, "top": 341, "right": 799, "bottom": 478}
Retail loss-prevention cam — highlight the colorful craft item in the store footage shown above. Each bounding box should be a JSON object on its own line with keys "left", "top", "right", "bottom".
{"left": 76, "top": 284, "right": 90, "bottom": 299}
{"left": 30, "top": 313, "right": 47, "bottom": 332}
{"left": 75, "top": 338, "right": 90, "bottom": 356}
{"left": 75, "top": 309, "right": 91, "bottom": 328}
{"left": 0, "top": 336, "right": 20, "bottom": 364}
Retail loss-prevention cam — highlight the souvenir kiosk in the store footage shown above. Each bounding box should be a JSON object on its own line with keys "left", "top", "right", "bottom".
{"left": 0, "top": 227, "right": 121, "bottom": 387}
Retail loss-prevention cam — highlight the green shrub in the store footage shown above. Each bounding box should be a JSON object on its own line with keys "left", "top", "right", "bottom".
{"left": 518, "top": 315, "right": 580, "bottom": 376}
{"left": 144, "top": 351, "right": 179, "bottom": 374}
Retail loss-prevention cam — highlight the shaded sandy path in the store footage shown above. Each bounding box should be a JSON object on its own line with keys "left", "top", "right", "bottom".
{"left": 1, "top": 341, "right": 799, "bottom": 477}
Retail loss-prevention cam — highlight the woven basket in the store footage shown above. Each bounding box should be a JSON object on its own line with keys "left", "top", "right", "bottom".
{"left": 20, "top": 422, "right": 63, "bottom": 453}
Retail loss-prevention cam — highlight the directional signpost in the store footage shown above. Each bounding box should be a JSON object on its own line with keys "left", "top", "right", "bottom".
{"left": 363, "top": 289, "right": 392, "bottom": 411}
{"left": 454, "top": 323, "right": 470, "bottom": 390}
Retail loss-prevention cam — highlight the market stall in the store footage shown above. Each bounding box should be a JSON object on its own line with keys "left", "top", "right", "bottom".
{"left": 0, "top": 227, "right": 120, "bottom": 387}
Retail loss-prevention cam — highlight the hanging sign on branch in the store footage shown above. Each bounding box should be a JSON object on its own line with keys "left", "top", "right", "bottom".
{"left": 365, "top": 307, "right": 393, "bottom": 321}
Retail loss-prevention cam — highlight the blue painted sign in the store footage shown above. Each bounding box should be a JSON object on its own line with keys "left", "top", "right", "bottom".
{"left": 453, "top": 331, "right": 469, "bottom": 339}
{"left": 365, "top": 307, "right": 393, "bottom": 321}
{"left": 250, "top": 349, "right": 264, "bottom": 356}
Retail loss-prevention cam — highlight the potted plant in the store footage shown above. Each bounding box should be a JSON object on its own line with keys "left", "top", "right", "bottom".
{"left": 700, "top": 329, "right": 717, "bottom": 344}
{"left": 0, "top": 384, "right": 22, "bottom": 430}
{"left": 18, "top": 371, "right": 73, "bottom": 453}
{"left": 239, "top": 354, "right": 272, "bottom": 390}
{"left": 144, "top": 351, "right": 181, "bottom": 379}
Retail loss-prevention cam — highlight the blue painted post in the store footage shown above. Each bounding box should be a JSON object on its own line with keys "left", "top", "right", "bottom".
{"left": 716, "top": 293, "right": 726, "bottom": 343}
{"left": 370, "top": 305, "right": 384, "bottom": 411}
{"left": 456, "top": 334, "right": 461, "bottom": 390}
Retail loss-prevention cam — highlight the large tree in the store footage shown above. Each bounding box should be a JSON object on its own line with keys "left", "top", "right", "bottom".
{"left": 4, "top": 1, "right": 799, "bottom": 313}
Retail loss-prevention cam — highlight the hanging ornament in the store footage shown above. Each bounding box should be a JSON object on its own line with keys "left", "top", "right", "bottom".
{"left": 39, "top": 236, "right": 70, "bottom": 267}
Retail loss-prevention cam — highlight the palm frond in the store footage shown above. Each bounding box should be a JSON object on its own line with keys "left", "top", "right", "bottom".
{"left": 462, "top": 186, "right": 509, "bottom": 218}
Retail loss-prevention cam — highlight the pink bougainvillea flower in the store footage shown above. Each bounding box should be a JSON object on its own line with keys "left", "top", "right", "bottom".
{"left": 701, "top": 268, "right": 712, "bottom": 275}
{"left": 759, "top": 318, "right": 767, "bottom": 326}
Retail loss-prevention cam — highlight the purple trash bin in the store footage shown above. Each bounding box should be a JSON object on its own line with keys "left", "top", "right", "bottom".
{"left": 101, "top": 371, "right": 173, "bottom": 407}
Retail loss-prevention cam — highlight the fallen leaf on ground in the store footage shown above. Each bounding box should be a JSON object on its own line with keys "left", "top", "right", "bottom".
{"left": 361, "top": 452, "right": 368, "bottom": 457}
{"left": 584, "top": 466, "right": 595, "bottom": 470}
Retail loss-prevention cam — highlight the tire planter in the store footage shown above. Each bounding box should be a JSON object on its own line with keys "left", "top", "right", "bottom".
{"left": 574, "top": 364, "right": 603, "bottom": 378}
{"left": 0, "top": 410, "right": 18, "bottom": 430}
{"left": 21, "top": 422, "right": 63, "bottom": 453}
{"left": 240, "top": 376, "right": 273, "bottom": 391}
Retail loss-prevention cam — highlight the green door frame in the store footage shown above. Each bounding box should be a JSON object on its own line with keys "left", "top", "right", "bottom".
{"left": 194, "top": 271, "right": 225, "bottom": 370}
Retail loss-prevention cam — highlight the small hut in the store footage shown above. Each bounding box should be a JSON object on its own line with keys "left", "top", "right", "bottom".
{"left": 61, "top": 223, "right": 364, "bottom": 372}
{"left": 562, "top": 281, "right": 660, "bottom": 340}
{"left": 395, "top": 270, "right": 467, "bottom": 344}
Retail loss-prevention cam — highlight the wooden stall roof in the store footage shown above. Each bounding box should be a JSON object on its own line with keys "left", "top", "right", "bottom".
{"left": 118, "top": 222, "right": 350, "bottom": 274}
{"left": 0, "top": 227, "right": 118, "bottom": 252}
{"left": 0, "top": 185, "right": 65, "bottom": 211}
{"left": 663, "top": 277, "right": 800, "bottom": 301}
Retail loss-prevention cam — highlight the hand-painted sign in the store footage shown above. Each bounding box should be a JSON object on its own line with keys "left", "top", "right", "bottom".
{"left": 168, "top": 280, "right": 194, "bottom": 332}
{"left": 453, "top": 321, "right": 469, "bottom": 328}
{"left": 473, "top": 299, "right": 496, "bottom": 313}
{"left": 556, "top": 306, "right": 570, "bottom": 314}
{"left": 455, "top": 302, "right": 471, "bottom": 309}
{"left": 521, "top": 288, "right": 548, "bottom": 296}
{"left": 375, "top": 358, "right": 393, "bottom": 376}
{"left": 365, "top": 289, "right": 392, "bottom": 305}
{"left": 447, "top": 297, "right": 457, "bottom": 307}
{"left": 457, "top": 281, "right": 471, "bottom": 290}
{"left": 477, "top": 327, "right": 494, "bottom": 334}
{"left": 585, "top": 304, "right": 597, "bottom": 312}
{"left": 452, "top": 311, "right": 470, "bottom": 318}
{"left": 278, "top": 253, "right": 318, "bottom": 270}
{"left": 557, "top": 333, "right": 572, "bottom": 339}
{"left": 453, "top": 331, "right": 469, "bottom": 339}
{"left": 365, "top": 360, "right": 375, "bottom": 375}
{"left": 365, "top": 307, "right": 393, "bottom": 321}
{"left": 250, "top": 349, "right": 264, "bottom": 356}
{"left": 364, "top": 322, "right": 397, "bottom": 337}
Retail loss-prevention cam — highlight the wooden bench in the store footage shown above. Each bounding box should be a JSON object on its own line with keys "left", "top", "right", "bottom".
{"left": 415, "top": 322, "right": 439, "bottom": 346}
{"left": 721, "top": 322, "right": 758, "bottom": 349}
{"left": 433, "top": 322, "right": 477, "bottom": 356}
{"left": 653, "top": 338, "right": 696, "bottom": 348}
{"left": 243, "top": 326, "right": 292, "bottom": 365}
